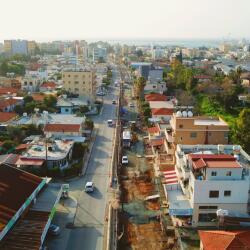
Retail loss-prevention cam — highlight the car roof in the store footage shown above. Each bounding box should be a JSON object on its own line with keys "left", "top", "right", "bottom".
{"left": 86, "top": 181, "right": 93, "bottom": 186}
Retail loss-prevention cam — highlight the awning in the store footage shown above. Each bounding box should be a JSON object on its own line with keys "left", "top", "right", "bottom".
{"left": 16, "top": 158, "right": 44, "bottom": 166}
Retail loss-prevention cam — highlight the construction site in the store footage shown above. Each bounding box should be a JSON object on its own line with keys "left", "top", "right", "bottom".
{"left": 117, "top": 82, "right": 178, "bottom": 249}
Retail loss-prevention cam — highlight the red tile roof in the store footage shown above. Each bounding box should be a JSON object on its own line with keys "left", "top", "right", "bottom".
{"left": 44, "top": 123, "right": 81, "bottom": 133}
{"left": 41, "top": 81, "right": 56, "bottom": 89}
{"left": 189, "top": 154, "right": 240, "bottom": 170}
{"left": 152, "top": 108, "right": 174, "bottom": 116}
{"left": 31, "top": 93, "right": 45, "bottom": 102}
{"left": 0, "top": 112, "right": 17, "bottom": 122}
{"left": 16, "top": 157, "right": 44, "bottom": 166}
{"left": 145, "top": 94, "right": 167, "bottom": 102}
{"left": 148, "top": 126, "right": 160, "bottom": 134}
{"left": 15, "top": 144, "right": 30, "bottom": 151}
{"left": 199, "top": 230, "right": 250, "bottom": 250}
{"left": 150, "top": 138, "right": 164, "bottom": 147}
{"left": 0, "top": 87, "right": 19, "bottom": 96}
{"left": 0, "top": 164, "right": 43, "bottom": 233}
{"left": 0, "top": 98, "right": 19, "bottom": 110}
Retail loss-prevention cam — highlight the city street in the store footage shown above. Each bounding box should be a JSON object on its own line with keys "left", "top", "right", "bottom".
{"left": 47, "top": 66, "right": 120, "bottom": 250}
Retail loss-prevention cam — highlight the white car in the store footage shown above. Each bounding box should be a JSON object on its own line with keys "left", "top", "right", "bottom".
{"left": 85, "top": 182, "right": 94, "bottom": 192}
{"left": 48, "top": 224, "right": 60, "bottom": 236}
{"left": 122, "top": 156, "right": 129, "bottom": 165}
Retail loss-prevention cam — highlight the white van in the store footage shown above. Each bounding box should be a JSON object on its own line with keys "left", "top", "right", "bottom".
{"left": 107, "top": 119, "right": 113, "bottom": 127}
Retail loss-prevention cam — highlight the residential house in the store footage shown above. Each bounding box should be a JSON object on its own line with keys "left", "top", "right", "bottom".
{"left": 168, "top": 113, "right": 229, "bottom": 145}
{"left": 44, "top": 123, "right": 82, "bottom": 138}
{"left": 21, "top": 75, "right": 41, "bottom": 92}
{"left": 199, "top": 230, "right": 250, "bottom": 250}
{"left": 16, "top": 138, "right": 74, "bottom": 169}
{"left": 0, "top": 87, "right": 19, "bottom": 97}
{"left": 152, "top": 108, "right": 174, "bottom": 122}
{"left": 0, "top": 164, "right": 63, "bottom": 249}
{"left": 39, "top": 81, "right": 57, "bottom": 92}
{"left": 164, "top": 144, "right": 250, "bottom": 227}
{"left": 194, "top": 75, "right": 212, "bottom": 83}
{"left": 0, "top": 98, "right": 22, "bottom": 112}
{"left": 0, "top": 112, "right": 18, "bottom": 124}
{"left": 145, "top": 93, "right": 167, "bottom": 102}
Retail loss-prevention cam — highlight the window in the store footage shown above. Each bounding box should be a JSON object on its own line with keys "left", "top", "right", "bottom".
{"left": 74, "top": 81, "right": 79, "bottom": 84}
{"left": 198, "top": 213, "right": 217, "bottom": 222}
{"left": 226, "top": 171, "right": 231, "bottom": 176}
{"left": 224, "top": 132, "right": 229, "bottom": 139}
{"left": 211, "top": 171, "right": 217, "bottom": 176}
{"left": 83, "top": 81, "right": 85, "bottom": 84}
{"left": 179, "top": 124, "right": 183, "bottom": 128}
{"left": 208, "top": 132, "right": 212, "bottom": 136}
{"left": 199, "top": 206, "right": 218, "bottom": 210}
{"left": 209, "top": 190, "right": 219, "bottom": 198}
{"left": 68, "top": 75, "right": 71, "bottom": 77}
{"left": 190, "top": 132, "right": 197, "bottom": 138}
{"left": 224, "top": 190, "right": 231, "bottom": 197}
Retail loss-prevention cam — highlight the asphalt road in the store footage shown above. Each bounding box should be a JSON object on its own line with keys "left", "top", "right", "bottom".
{"left": 47, "top": 66, "right": 120, "bottom": 250}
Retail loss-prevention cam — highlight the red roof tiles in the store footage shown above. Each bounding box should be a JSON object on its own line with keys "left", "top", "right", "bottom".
{"left": 0, "top": 112, "right": 17, "bottom": 122}
{"left": 41, "top": 81, "right": 56, "bottom": 89}
{"left": 0, "top": 87, "right": 18, "bottom": 96}
{"left": 0, "top": 98, "right": 19, "bottom": 111}
{"left": 0, "top": 164, "right": 42, "bottom": 233}
{"left": 44, "top": 123, "right": 81, "bottom": 133}
{"left": 148, "top": 126, "right": 160, "bottom": 134}
{"left": 189, "top": 154, "right": 240, "bottom": 170}
{"left": 150, "top": 138, "right": 164, "bottom": 147}
{"left": 152, "top": 108, "right": 174, "bottom": 116}
{"left": 31, "top": 93, "right": 46, "bottom": 102}
{"left": 145, "top": 93, "right": 167, "bottom": 102}
{"left": 199, "top": 230, "right": 250, "bottom": 250}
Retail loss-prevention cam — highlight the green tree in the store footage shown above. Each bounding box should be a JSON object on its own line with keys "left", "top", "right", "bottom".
{"left": 1, "top": 140, "right": 17, "bottom": 153}
{"left": 14, "top": 104, "right": 24, "bottom": 115}
{"left": 84, "top": 118, "right": 94, "bottom": 130}
{"left": 235, "top": 108, "right": 250, "bottom": 153}
{"left": 23, "top": 95, "right": 34, "bottom": 104}
{"left": 43, "top": 95, "right": 57, "bottom": 107}
{"left": 0, "top": 61, "right": 8, "bottom": 76}
{"left": 72, "top": 143, "right": 87, "bottom": 159}
{"left": 79, "top": 105, "right": 89, "bottom": 113}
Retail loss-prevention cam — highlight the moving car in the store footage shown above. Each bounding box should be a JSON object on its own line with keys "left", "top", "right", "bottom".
{"left": 48, "top": 224, "right": 60, "bottom": 236}
{"left": 85, "top": 182, "right": 94, "bottom": 192}
{"left": 122, "top": 156, "right": 129, "bottom": 165}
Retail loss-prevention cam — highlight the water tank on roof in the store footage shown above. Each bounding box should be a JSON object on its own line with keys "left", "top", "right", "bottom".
{"left": 182, "top": 111, "right": 188, "bottom": 117}
{"left": 176, "top": 111, "right": 182, "bottom": 117}
{"left": 233, "top": 145, "right": 241, "bottom": 152}
{"left": 43, "top": 110, "right": 48, "bottom": 115}
{"left": 218, "top": 144, "right": 224, "bottom": 153}
{"left": 187, "top": 111, "right": 193, "bottom": 117}
{"left": 23, "top": 112, "right": 27, "bottom": 117}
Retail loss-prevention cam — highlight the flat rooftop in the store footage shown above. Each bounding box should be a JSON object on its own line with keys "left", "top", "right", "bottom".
{"left": 194, "top": 119, "right": 228, "bottom": 126}
{"left": 22, "top": 139, "right": 74, "bottom": 160}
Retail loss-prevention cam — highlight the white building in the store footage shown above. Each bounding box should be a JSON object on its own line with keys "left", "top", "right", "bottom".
{"left": 163, "top": 144, "right": 250, "bottom": 227}
{"left": 21, "top": 75, "right": 41, "bottom": 92}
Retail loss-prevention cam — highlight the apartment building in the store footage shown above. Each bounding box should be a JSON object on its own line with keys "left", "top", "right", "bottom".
{"left": 168, "top": 112, "right": 229, "bottom": 145}
{"left": 62, "top": 69, "right": 96, "bottom": 100}
{"left": 4, "top": 40, "right": 28, "bottom": 55}
{"left": 165, "top": 144, "right": 250, "bottom": 227}
{"left": 21, "top": 75, "right": 41, "bottom": 92}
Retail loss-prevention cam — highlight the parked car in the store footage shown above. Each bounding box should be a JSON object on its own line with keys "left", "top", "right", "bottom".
{"left": 112, "top": 100, "right": 117, "bottom": 104}
{"left": 96, "top": 92, "right": 105, "bottom": 96}
{"left": 129, "top": 103, "right": 135, "bottom": 108}
{"left": 85, "top": 182, "right": 94, "bottom": 192}
{"left": 49, "top": 224, "right": 60, "bottom": 236}
{"left": 122, "top": 156, "right": 129, "bottom": 165}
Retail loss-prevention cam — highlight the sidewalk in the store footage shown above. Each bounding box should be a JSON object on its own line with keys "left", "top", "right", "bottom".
{"left": 81, "top": 126, "right": 99, "bottom": 176}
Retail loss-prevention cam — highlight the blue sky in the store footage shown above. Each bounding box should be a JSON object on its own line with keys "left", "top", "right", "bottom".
{"left": 0, "top": 0, "right": 249, "bottom": 41}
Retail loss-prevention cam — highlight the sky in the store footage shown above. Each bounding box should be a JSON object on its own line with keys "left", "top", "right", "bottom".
{"left": 0, "top": 0, "right": 249, "bottom": 41}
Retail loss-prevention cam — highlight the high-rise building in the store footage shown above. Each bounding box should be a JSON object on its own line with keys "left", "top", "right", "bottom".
{"left": 3, "top": 40, "right": 37, "bottom": 55}
{"left": 27, "top": 41, "right": 37, "bottom": 54}
{"left": 92, "top": 47, "right": 107, "bottom": 62}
